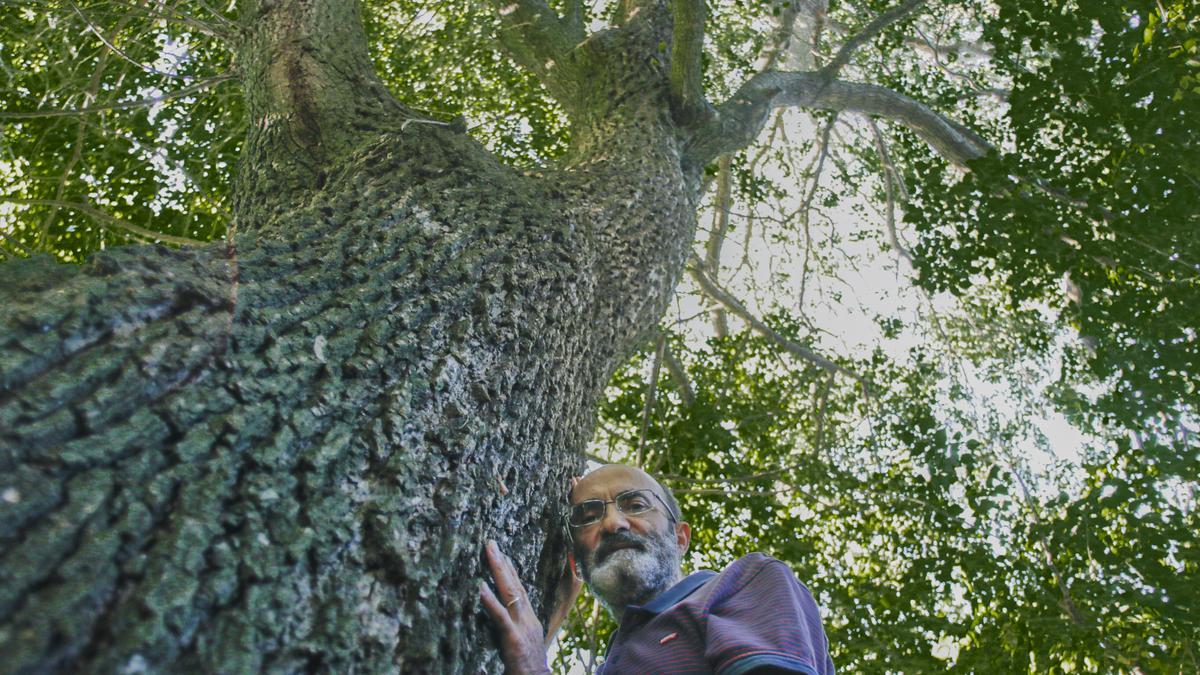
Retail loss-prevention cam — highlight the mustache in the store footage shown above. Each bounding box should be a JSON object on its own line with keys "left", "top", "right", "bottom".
{"left": 594, "top": 531, "right": 647, "bottom": 563}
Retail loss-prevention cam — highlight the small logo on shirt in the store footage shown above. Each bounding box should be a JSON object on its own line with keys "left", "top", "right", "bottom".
{"left": 659, "top": 633, "right": 678, "bottom": 645}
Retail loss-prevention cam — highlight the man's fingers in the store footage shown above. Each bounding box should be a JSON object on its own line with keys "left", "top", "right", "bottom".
{"left": 480, "top": 542, "right": 552, "bottom": 674}
{"left": 479, "top": 580, "right": 515, "bottom": 628}
{"left": 485, "top": 540, "right": 528, "bottom": 604}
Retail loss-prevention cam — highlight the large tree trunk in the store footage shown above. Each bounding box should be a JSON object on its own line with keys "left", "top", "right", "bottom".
{"left": 0, "top": 1, "right": 697, "bottom": 672}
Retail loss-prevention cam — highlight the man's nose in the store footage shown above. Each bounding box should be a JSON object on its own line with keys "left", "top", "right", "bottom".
{"left": 599, "top": 502, "right": 630, "bottom": 532}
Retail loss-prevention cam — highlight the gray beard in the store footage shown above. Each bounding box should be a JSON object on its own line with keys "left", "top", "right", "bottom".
{"left": 583, "top": 530, "right": 682, "bottom": 618}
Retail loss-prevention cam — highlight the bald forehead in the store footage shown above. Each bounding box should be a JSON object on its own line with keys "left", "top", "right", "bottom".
{"left": 571, "top": 464, "right": 662, "bottom": 503}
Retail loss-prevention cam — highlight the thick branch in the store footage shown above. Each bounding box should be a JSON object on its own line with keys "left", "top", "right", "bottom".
{"left": 690, "top": 71, "right": 989, "bottom": 166}
{"left": 669, "top": 0, "right": 709, "bottom": 126}
{"left": 490, "top": 0, "right": 584, "bottom": 83}
{"left": 239, "top": 0, "right": 400, "bottom": 139}
{"left": 234, "top": 0, "right": 417, "bottom": 230}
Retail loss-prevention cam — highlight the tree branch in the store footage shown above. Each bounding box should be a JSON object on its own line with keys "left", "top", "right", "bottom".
{"left": 4, "top": 198, "right": 209, "bottom": 247}
{"left": 753, "top": 0, "right": 804, "bottom": 72}
{"left": 912, "top": 25, "right": 1007, "bottom": 102}
{"left": 687, "top": 257, "right": 858, "bottom": 380}
{"left": 818, "top": 0, "right": 927, "bottom": 81}
{"left": 32, "top": 11, "right": 136, "bottom": 250}
{"left": 70, "top": 0, "right": 194, "bottom": 80}
{"left": 490, "top": 0, "right": 585, "bottom": 83}
{"left": 868, "top": 118, "right": 915, "bottom": 267}
{"left": 669, "top": 0, "right": 709, "bottom": 126}
{"left": 689, "top": 71, "right": 989, "bottom": 166}
{"left": 636, "top": 333, "right": 666, "bottom": 467}
{"left": 662, "top": 342, "right": 695, "bottom": 406}
{"left": 1009, "top": 465, "right": 1090, "bottom": 629}
{"left": 0, "top": 73, "right": 236, "bottom": 119}
{"left": 563, "top": 0, "right": 585, "bottom": 37}
{"left": 818, "top": 14, "right": 994, "bottom": 62}
{"left": 704, "top": 154, "right": 733, "bottom": 337}
{"left": 799, "top": 114, "right": 836, "bottom": 310}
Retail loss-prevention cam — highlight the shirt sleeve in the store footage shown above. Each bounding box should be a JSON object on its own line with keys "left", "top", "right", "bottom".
{"left": 703, "top": 557, "right": 835, "bottom": 675}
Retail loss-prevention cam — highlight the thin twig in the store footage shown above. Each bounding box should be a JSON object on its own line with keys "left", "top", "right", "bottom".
{"left": 34, "top": 10, "right": 138, "bottom": 249}
{"left": 104, "top": 0, "right": 234, "bottom": 38}
{"left": 705, "top": 155, "right": 733, "bottom": 337}
{"left": 868, "top": 118, "right": 915, "bottom": 267}
{"left": 70, "top": 0, "right": 195, "bottom": 80}
{"left": 672, "top": 486, "right": 795, "bottom": 497}
{"left": 5, "top": 198, "right": 208, "bottom": 246}
{"left": 660, "top": 463, "right": 806, "bottom": 485}
{"left": 797, "top": 114, "right": 837, "bottom": 309}
{"left": 0, "top": 72, "right": 236, "bottom": 119}
{"left": 912, "top": 24, "right": 1006, "bottom": 101}
{"left": 688, "top": 257, "right": 859, "bottom": 381}
{"left": 1009, "top": 465, "right": 1090, "bottom": 629}
{"left": 813, "top": 375, "right": 832, "bottom": 455}
{"left": 189, "top": 0, "right": 240, "bottom": 30}
{"left": 636, "top": 333, "right": 667, "bottom": 468}
{"left": 662, "top": 343, "right": 695, "bottom": 407}
{"left": 818, "top": 0, "right": 928, "bottom": 81}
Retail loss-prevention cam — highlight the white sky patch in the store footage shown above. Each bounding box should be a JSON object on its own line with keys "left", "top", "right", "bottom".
{"left": 153, "top": 32, "right": 194, "bottom": 77}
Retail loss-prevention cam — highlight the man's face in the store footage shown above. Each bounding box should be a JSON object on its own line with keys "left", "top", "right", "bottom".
{"left": 569, "top": 466, "right": 690, "bottom": 612}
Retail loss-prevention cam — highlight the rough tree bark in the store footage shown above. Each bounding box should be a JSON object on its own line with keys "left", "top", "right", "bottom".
{"left": 0, "top": 0, "right": 981, "bottom": 671}
{"left": 0, "top": 0, "right": 697, "bottom": 671}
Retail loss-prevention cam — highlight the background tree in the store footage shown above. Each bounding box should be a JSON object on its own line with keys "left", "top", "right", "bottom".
{"left": 2, "top": 1, "right": 1196, "bottom": 674}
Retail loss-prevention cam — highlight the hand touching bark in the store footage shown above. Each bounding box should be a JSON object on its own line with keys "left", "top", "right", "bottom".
{"left": 481, "top": 477, "right": 584, "bottom": 673}
{"left": 544, "top": 539, "right": 583, "bottom": 643}
{"left": 544, "top": 476, "right": 585, "bottom": 646}
{"left": 480, "top": 539, "right": 553, "bottom": 675}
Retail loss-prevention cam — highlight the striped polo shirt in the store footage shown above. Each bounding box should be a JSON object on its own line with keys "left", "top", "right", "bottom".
{"left": 596, "top": 553, "right": 834, "bottom": 675}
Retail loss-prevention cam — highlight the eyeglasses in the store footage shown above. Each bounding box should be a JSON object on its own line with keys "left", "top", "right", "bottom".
{"left": 565, "top": 488, "right": 677, "bottom": 529}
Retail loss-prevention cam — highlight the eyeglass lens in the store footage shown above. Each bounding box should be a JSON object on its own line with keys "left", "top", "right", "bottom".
{"left": 569, "top": 490, "right": 655, "bottom": 526}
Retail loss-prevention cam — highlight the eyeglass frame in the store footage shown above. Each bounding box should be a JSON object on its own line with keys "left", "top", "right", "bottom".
{"left": 564, "top": 488, "right": 678, "bottom": 536}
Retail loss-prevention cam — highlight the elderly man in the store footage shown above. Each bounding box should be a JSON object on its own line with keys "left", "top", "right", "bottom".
{"left": 480, "top": 464, "right": 834, "bottom": 674}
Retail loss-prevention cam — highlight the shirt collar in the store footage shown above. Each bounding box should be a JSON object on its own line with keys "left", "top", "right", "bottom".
{"left": 632, "top": 570, "right": 717, "bottom": 614}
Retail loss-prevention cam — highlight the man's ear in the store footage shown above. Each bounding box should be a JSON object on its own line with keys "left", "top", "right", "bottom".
{"left": 675, "top": 521, "right": 691, "bottom": 555}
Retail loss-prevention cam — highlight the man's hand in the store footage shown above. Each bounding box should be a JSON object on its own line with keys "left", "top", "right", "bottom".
{"left": 543, "top": 541, "right": 584, "bottom": 649}
{"left": 480, "top": 540, "right": 553, "bottom": 675}
{"left": 480, "top": 476, "right": 585, "bottom": 672}
{"left": 544, "top": 475, "right": 585, "bottom": 646}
